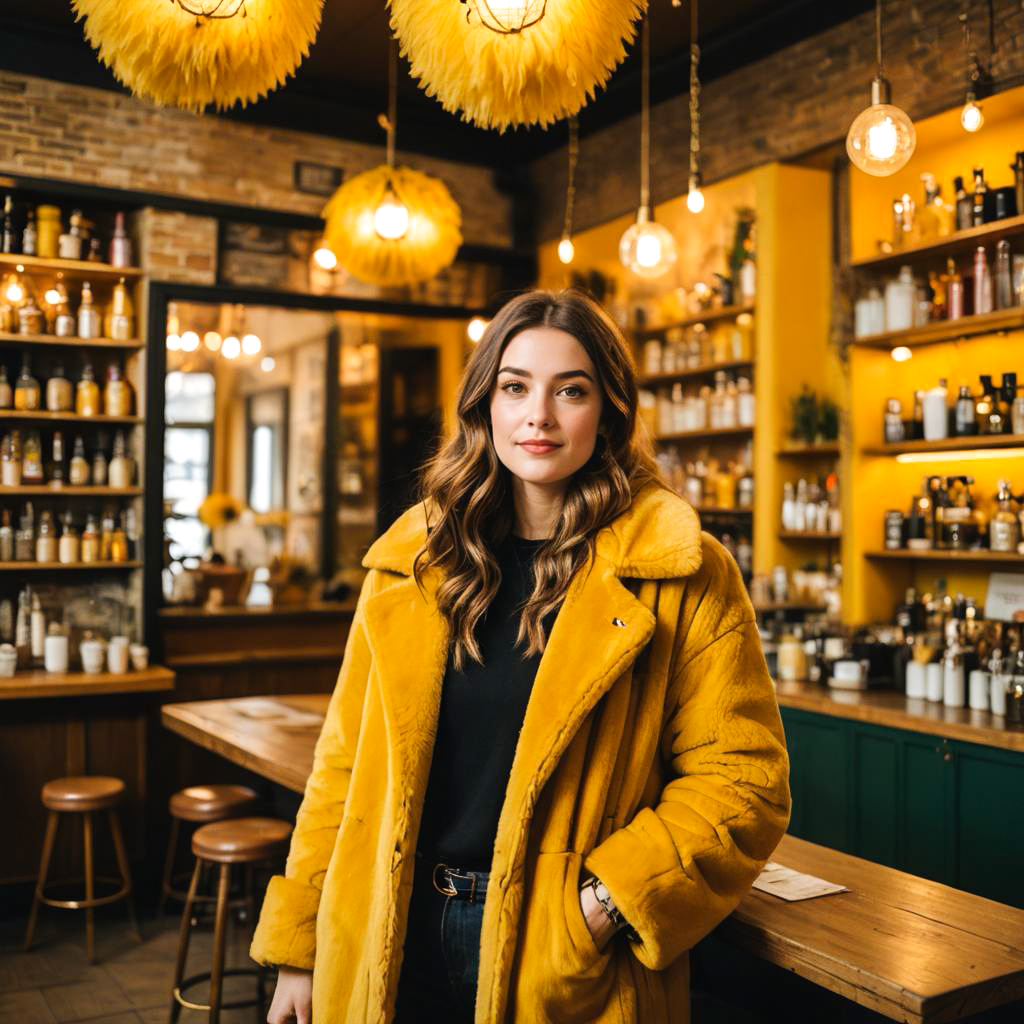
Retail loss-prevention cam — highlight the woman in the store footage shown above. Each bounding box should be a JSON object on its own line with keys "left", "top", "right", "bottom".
{"left": 253, "top": 289, "right": 791, "bottom": 1024}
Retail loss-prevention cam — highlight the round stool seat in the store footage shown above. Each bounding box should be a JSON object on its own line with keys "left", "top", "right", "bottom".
{"left": 42, "top": 776, "right": 125, "bottom": 813}
{"left": 192, "top": 817, "right": 292, "bottom": 865}
{"left": 170, "top": 784, "right": 260, "bottom": 823}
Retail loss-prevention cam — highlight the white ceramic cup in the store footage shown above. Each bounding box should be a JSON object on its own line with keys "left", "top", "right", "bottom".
{"left": 129, "top": 643, "right": 149, "bottom": 671}
{"left": 905, "top": 660, "right": 927, "bottom": 699}
{"left": 991, "top": 674, "right": 1008, "bottom": 717}
{"left": 926, "top": 662, "right": 944, "bottom": 703}
{"left": 80, "top": 639, "right": 106, "bottom": 675}
{"left": 830, "top": 659, "right": 869, "bottom": 689}
{"left": 107, "top": 636, "right": 129, "bottom": 675}
{"left": 969, "top": 670, "right": 991, "bottom": 712}
{"left": 0, "top": 644, "right": 16, "bottom": 678}
{"left": 44, "top": 634, "right": 69, "bottom": 674}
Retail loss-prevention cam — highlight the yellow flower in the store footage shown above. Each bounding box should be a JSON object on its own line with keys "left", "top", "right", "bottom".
{"left": 199, "top": 493, "right": 243, "bottom": 529}
{"left": 72, "top": 0, "right": 323, "bottom": 113}
{"left": 389, "top": 0, "right": 647, "bottom": 131}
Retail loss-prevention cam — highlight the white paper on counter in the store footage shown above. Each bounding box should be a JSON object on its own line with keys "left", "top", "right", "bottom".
{"left": 751, "top": 862, "right": 848, "bottom": 901}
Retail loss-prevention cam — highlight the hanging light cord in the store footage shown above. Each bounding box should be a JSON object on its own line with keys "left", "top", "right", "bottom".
{"left": 640, "top": 15, "right": 651, "bottom": 211}
{"left": 562, "top": 116, "right": 578, "bottom": 241}
{"left": 875, "top": 0, "right": 883, "bottom": 76}
{"left": 382, "top": 36, "right": 398, "bottom": 168}
{"left": 689, "top": 0, "right": 700, "bottom": 183}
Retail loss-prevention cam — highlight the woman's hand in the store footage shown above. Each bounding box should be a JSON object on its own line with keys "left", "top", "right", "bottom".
{"left": 579, "top": 882, "right": 619, "bottom": 952}
{"left": 267, "top": 966, "right": 313, "bottom": 1024}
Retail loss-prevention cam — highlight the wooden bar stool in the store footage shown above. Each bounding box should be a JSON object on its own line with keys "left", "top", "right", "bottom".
{"left": 171, "top": 817, "right": 292, "bottom": 1024}
{"left": 24, "top": 776, "right": 141, "bottom": 963}
{"left": 159, "top": 784, "right": 260, "bottom": 916}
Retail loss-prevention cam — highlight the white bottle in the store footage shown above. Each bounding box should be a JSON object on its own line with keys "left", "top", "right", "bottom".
{"left": 926, "top": 662, "right": 944, "bottom": 702}
{"left": 866, "top": 287, "right": 886, "bottom": 335}
{"left": 942, "top": 646, "right": 965, "bottom": 708}
{"left": 737, "top": 377, "right": 755, "bottom": 427}
{"left": 30, "top": 592, "right": 45, "bottom": 662}
{"left": 793, "top": 479, "right": 808, "bottom": 532}
{"left": 781, "top": 482, "right": 795, "bottom": 531}
{"left": 922, "top": 379, "right": 949, "bottom": 441}
{"left": 885, "top": 266, "right": 916, "bottom": 332}
{"left": 671, "top": 384, "right": 686, "bottom": 434}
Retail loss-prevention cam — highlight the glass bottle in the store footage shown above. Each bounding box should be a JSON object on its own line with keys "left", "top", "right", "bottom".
{"left": 1, "top": 194, "right": 14, "bottom": 254}
{"left": 1012, "top": 383, "right": 1024, "bottom": 435}
{"left": 109, "top": 211, "right": 132, "bottom": 268}
{"left": 0, "top": 508, "right": 11, "bottom": 562}
{"left": 15, "top": 505, "right": 34, "bottom": 561}
{"left": 995, "top": 240, "right": 1013, "bottom": 310}
{"left": 1, "top": 430, "right": 21, "bottom": 486}
{"left": 911, "top": 390, "right": 925, "bottom": 440}
{"left": 1013, "top": 153, "right": 1024, "bottom": 222}
{"left": 45, "top": 362, "right": 72, "bottom": 412}
{"left": 884, "top": 398, "right": 905, "bottom": 443}
{"left": 77, "top": 281, "right": 101, "bottom": 340}
{"left": 35, "top": 205, "right": 60, "bottom": 259}
{"left": 0, "top": 365, "right": 11, "bottom": 409}
{"left": 990, "top": 480, "right": 1020, "bottom": 553}
{"left": 21, "top": 208, "right": 36, "bottom": 256}
{"left": 109, "top": 513, "right": 129, "bottom": 563}
{"left": 104, "top": 363, "right": 133, "bottom": 416}
{"left": 80, "top": 513, "right": 100, "bottom": 563}
{"left": 99, "top": 510, "right": 114, "bottom": 562}
{"left": 53, "top": 280, "right": 75, "bottom": 337}
{"left": 885, "top": 266, "right": 916, "bottom": 331}
{"left": 91, "top": 445, "right": 107, "bottom": 486}
{"left": 106, "top": 277, "right": 134, "bottom": 342}
{"left": 972, "top": 167, "right": 989, "bottom": 227}
{"left": 35, "top": 510, "right": 57, "bottom": 563}
{"left": 954, "top": 175, "right": 972, "bottom": 231}
{"left": 737, "top": 376, "right": 755, "bottom": 427}
{"left": 973, "top": 247, "right": 992, "bottom": 315}
{"left": 997, "top": 373, "right": 1017, "bottom": 435}
{"left": 69, "top": 435, "right": 90, "bottom": 486}
{"left": 107, "top": 430, "right": 134, "bottom": 488}
{"left": 954, "top": 385, "right": 977, "bottom": 436}
{"left": 917, "top": 174, "right": 941, "bottom": 240}
{"left": 21, "top": 430, "right": 43, "bottom": 483}
{"left": 50, "top": 431, "right": 65, "bottom": 486}
{"left": 721, "top": 376, "right": 739, "bottom": 429}
{"left": 946, "top": 258, "right": 965, "bottom": 320}
{"left": 58, "top": 513, "right": 79, "bottom": 565}
{"left": 58, "top": 209, "right": 83, "bottom": 260}
{"left": 14, "top": 354, "right": 40, "bottom": 411}
{"left": 76, "top": 362, "right": 100, "bottom": 416}
{"left": 976, "top": 376, "right": 996, "bottom": 435}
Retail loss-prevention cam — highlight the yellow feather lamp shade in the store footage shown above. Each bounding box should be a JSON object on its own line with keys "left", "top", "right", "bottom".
{"left": 71, "top": 0, "right": 323, "bottom": 113}
{"left": 388, "top": 0, "right": 647, "bottom": 131}
{"left": 322, "top": 165, "right": 463, "bottom": 287}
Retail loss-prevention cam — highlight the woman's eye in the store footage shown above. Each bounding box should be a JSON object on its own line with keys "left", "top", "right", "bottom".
{"left": 560, "top": 385, "right": 585, "bottom": 399}
{"left": 501, "top": 380, "right": 525, "bottom": 394}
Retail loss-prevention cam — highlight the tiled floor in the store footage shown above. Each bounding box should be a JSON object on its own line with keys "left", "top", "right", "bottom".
{"left": 0, "top": 908, "right": 268, "bottom": 1024}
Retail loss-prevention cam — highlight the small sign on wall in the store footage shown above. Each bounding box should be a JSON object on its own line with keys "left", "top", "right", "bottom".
{"left": 294, "top": 161, "right": 344, "bottom": 197}
{"left": 984, "top": 572, "right": 1024, "bottom": 622}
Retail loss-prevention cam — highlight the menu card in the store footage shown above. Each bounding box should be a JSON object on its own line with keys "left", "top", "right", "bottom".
{"left": 752, "top": 862, "right": 848, "bottom": 901}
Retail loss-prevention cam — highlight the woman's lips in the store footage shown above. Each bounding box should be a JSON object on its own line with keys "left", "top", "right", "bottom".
{"left": 518, "top": 441, "right": 562, "bottom": 455}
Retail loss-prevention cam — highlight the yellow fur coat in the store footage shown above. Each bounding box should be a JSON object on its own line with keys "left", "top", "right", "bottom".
{"left": 250, "top": 483, "right": 791, "bottom": 1022}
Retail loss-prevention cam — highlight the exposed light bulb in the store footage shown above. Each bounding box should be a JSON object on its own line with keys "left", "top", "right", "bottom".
{"left": 260, "top": 356, "right": 276, "bottom": 373}
{"left": 5, "top": 279, "right": 24, "bottom": 304}
{"left": 242, "top": 333, "right": 262, "bottom": 356}
{"left": 890, "top": 345, "right": 913, "bottom": 362}
{"left": 471, "top": 0, "right": 546, "bottom": 33}
{"left": 557, "top": 236, "right": 575, "bottom": 265}
{"left": 846, "top": 77, "right": 916, "bottom": 176}
{"left": 467, "top": 317, "right": 488, "bottom": 343}
{"left": 961, "top": 99, "right": 984, "bottom": 133}
{"left": 180, "top": 330, "right": 200, "bottom": 352}
{"left": 313, "top": 240, "right": 338, "bottom": 270}
{"left": 686, "top": 187, "right": 705, "bottom": 214}
{"left": 222, "top": 335, "right": 241, "bottom": 359}
{"left": 44, "top": 287, "right": 62, "bottom": 305}
{"left": 373, "top": 188, "right": 410, "bottom": 241}
{"left": 203, "top": 331, "right": 222, "bottom": 352}
{"left": 166, "top": 333, "right": 181, "bottom": 351}
{"left": 618, "top": 208, "right": 677, "bottom": 279}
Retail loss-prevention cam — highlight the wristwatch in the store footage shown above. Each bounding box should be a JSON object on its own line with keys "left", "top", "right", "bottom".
{"left": 581, "top": 874, "right": 640, "bottom": 943}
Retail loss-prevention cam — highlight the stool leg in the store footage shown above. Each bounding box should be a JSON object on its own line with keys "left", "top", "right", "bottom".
{"left": 243, "top": 863, "right": 255, "bottom": 927}
{"left": 171, "top": 859, "right": 203, "bottom": 1024}
{"left": 158, "top": 817, "right": 181, "bottom": 918}
{"left": 108, "top": 808, "right": 142, "bottom": 943}
{"left": 209, "top": 863, "right": 231, "bottom": 1024}
{"left": 24, "top": 811, "right": 59, "bottom": 952}
{"left": 83, "top": 811, "right": 95, "bottom": 964}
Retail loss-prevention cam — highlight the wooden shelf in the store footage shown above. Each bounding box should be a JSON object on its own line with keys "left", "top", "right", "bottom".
{"left": 696, "top": 506, "right": 754, "bottom": 516}
{"left": 779, "top": 531, "right": 841, "bottom": 541}
{"left": 639, "top": 359, "right": 753, "bottom": 388}
{"left": 863, "top": 434, "right": 1024, "bottom": 456}
{"left": 851, "top": 308, "right": 1024, "bottom": 350}
{"left": 0, "top": 485, "right": 141, "bottom": 497}
{"left": 0, "top": 665, "right": 174, "bottom": 701}
{"left": 777, "top": 442, "right": 841, "bottom": 457}
{"left": 655, "top": 426, "right": 754, "bottom": 443}
{"left": 0, "top": 252, "right": 143, "bottom": 280}
{"left": 0, "top": 331, "right": 142, "bottom": 349}
{"left": 866, "top": 549, "right": 1024, "bottom": 565}
{"left": 0, "top": 560, "right": 142, "bottom": 570}
{"left": 634, "top": 303, "right": 755, "bottom": 338}
{"left": 0, "top": 410, "right": 140, "bottom": 425}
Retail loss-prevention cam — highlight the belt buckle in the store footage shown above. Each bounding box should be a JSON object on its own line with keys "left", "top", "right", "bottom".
{"left": 432, "top": 862, "right": 457, "bottom": 897}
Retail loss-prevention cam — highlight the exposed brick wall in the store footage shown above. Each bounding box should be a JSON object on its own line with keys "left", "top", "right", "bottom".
{"left": 0, "top": 72, "right": 513, "bottom": 249}
{"left": 134, "top": 209, "right": 218, "bottom": 285}
{"left": 531, "top": 0, "right": 1024, "bottom": 240}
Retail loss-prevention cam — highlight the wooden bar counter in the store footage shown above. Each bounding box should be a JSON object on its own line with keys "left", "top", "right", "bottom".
{"left": 162, "top": 694, "right": 1024, "bottom": 1023}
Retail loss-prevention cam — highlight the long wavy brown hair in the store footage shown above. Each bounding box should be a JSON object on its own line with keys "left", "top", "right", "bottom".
{"left": 414, "top": 289, "right": 663, "bottom": 669}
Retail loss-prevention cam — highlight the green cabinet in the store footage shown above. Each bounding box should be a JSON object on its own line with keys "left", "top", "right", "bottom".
{"left": 781, "top": 707, "right": 1024, "bottom": 909}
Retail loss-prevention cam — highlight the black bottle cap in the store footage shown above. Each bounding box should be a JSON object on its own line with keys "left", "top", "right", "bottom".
{"left": 979, "top": 373, "right": 993, "bottom": 390}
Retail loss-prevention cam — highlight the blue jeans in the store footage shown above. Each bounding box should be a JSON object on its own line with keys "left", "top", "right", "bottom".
{"left": 393, "top": 855, "right": 487, "bottom": 1023}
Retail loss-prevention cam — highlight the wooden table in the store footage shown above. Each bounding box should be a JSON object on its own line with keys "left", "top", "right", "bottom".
{"left": 0, "top": 665, "right": 175, "bottom": 700}
{"left": 162, "top": 694, "right": 1024, "bottom": 1023}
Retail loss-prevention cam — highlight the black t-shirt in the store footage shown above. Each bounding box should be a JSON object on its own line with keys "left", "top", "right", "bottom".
{"left": 416, "top": 533, "right": 560, "bottom": 871}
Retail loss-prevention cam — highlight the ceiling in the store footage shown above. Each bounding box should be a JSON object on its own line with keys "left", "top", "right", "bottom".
{"left": 0, "top": 0, "right": 872, "bottom": 168}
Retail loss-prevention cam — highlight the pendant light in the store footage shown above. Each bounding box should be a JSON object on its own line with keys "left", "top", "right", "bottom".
{"left": 846, "top": 0, "right": 916, "bottom": 176}
{"left": 557, "top": 117, "right": 579, "bottom": 265}
{"left": 686, "top": 0, "right": 705, "bottom": 214}
{"left": 463, "top": 0, "right": 547, "bottom": 33}
{"left": 958, "top": 9, "right": 987, "bottom": 133}
{"left": 619, "top": 16, "right": 677, "bottom": 279}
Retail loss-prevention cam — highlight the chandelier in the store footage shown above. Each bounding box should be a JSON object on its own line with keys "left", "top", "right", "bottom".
{"left": 461, "top": 0, "right": 546, "bottom": 34}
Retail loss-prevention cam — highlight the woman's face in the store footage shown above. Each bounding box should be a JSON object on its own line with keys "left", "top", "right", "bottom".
{"left": 489, "top": 326, "right": 603, "bottom": 489}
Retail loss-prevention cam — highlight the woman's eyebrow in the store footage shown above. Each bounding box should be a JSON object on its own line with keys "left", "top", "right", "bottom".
{"left": 497, "top": 366, "right": 594, "bottom": 382}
